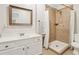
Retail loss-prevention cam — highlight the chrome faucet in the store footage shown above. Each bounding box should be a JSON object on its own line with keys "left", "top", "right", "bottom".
{"left": 20, "top": 33, "right": 25, "bottom": 36}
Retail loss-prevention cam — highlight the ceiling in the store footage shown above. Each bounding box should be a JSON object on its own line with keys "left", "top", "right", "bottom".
{"left": 48, "top": 4, "right": 72, "bottom": 10}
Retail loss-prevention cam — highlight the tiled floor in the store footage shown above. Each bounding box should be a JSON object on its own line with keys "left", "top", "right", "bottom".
{"left": 42, "top": 48, "right": 73, "bottom": 55}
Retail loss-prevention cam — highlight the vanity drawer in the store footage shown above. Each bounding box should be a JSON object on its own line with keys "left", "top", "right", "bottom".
{"left": 14, "top": 39, "right": 28, "bottom": 46}
{"left": 0, "top": 42, "right": 15, "bottom": 51}
{"left": 0, "top": 39, "right": 27, "bottom": 51}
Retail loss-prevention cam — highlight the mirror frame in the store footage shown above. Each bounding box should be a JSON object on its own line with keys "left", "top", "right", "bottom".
{"left": 9, "top": 5, "right": 32, "bottom": 26}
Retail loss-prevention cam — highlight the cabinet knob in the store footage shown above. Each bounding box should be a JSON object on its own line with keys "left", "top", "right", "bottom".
{"left": 27, "top": 47, "right": 29, "bottom": 49}
{"left": 73, "top": 40, "right": 75, "bottom": 42}
{"left": 23, "top": 48, "right": 25, "bottom": 51}
{"left": 5, "top": 45, "right": 8, "bottom": 48}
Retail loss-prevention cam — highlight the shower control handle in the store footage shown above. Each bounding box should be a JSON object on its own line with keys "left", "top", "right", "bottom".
{"left": 55, "top": 23, "right": 59, "bottom": 26}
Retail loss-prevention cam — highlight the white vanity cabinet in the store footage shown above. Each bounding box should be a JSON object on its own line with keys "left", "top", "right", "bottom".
{"left": 26, "top": 37, "right": 42, "bottom": 55}
{"left": 0, "top": 34, "right": 42, "bottom": 55}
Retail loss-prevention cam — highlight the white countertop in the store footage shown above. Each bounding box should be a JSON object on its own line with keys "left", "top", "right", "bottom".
{"left": 0, "top": 33, "right": 41, "bottom": 43}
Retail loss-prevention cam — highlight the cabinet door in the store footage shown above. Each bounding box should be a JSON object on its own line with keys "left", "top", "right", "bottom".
{"left": 0, "top": 46, "right": 25, "bottom": 55}
{"left": 26, "top": 37, "right": 42, "bottom": 55}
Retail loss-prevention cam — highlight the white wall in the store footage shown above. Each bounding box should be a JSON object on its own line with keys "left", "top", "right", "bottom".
{"left": 0, "top": 4, "right": 47, "bottom": 35}
{"left": 36, "top": 4, "right": 46, "bottom": 34}
{"left": 0, "top": 4, "right": 8, "bottom": 33}
{"left": 0, "top": 4, "right": 37, "bottom": 34}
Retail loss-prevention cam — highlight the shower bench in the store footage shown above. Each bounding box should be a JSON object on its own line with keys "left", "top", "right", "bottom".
{"left": 0, "top": 33, "right": 42, "bottom": 55}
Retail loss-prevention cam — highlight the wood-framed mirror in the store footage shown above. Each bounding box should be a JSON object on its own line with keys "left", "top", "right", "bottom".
{"left": 9, "top": 5, "right": 32, "bottom": 26}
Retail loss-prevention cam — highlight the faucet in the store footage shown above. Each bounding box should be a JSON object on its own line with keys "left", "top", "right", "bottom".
{"left": 19, "top": 33, "right": 25, "bottom": 37}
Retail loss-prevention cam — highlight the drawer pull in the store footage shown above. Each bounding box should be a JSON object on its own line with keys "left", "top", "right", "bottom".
{"left": 5, "top": 46, "right": 8, "bottom": 48}
{"left": 27, "top": 47, "right": 29, "bottom": 49}
{"left": 23, "top": 48, "right": 25, "bottom": 51}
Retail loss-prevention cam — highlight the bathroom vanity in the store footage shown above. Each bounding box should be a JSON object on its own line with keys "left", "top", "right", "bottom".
{"left": 0, "top": 33, "right": 42, "bottom": 55}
